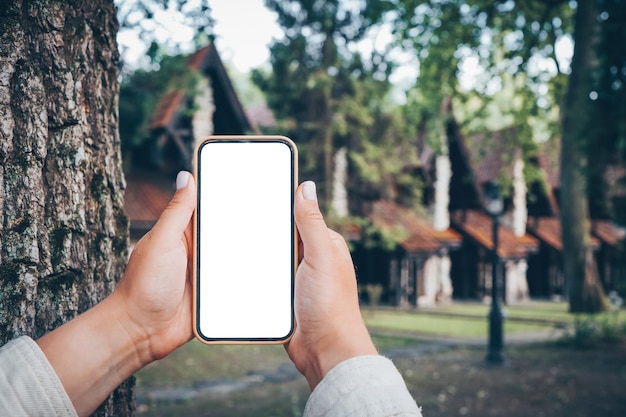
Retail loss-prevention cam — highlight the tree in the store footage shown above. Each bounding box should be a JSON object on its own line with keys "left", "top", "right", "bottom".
{"left": 254, "top": 0, "right": 422, "bottom": 217}
{"left": 560, "top": 0, "right": 606, "bottom": 312}
{"left": 394, "top": 0, "right": 623, "bottom": 312}
{"left": 0, "top": 1, "right": 132, "bottom": 415}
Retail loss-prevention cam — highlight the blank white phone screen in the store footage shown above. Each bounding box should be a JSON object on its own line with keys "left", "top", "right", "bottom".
{"left": 196, "top": 139, "right": 294, "bottom": 341}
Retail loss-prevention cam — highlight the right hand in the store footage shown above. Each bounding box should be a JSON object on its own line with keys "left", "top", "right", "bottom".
{"left": 286, "top": 181, "right": 378, "bottom": 389}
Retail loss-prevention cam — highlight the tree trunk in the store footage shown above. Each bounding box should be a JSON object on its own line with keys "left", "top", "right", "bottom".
{"left": 560, "top": 0, "right": 607, "bottom": 313}
{"left": 0, "top": 1, "right": 134, "bottom": 415}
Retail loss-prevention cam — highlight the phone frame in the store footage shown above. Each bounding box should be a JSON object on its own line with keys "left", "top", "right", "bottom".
{"left": 192, "top": 135, "right": 298, "bottom": 345}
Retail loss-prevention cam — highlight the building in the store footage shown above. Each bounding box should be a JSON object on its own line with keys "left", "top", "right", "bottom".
{"left": 525, "top": 141, "right": 626, "bottom": 298}
{"left": 123, "top": 44, "right": 254, "bottom": 241}
{"left": 351, "top": 200, "right": 461, "bottom": 307}
{"left": 444, "top": 113, "right": 539, "bottom": 304}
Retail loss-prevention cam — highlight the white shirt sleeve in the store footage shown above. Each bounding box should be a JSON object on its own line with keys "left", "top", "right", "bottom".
{"left": 0, "top": 336, "right": 78, "bottom": 417}
{"left": 303, "top": 355, "right": 423, "bottom": 417}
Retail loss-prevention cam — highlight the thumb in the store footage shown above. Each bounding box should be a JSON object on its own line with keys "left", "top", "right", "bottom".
{"left": 151, "top": 171, "right": 196, "bottom": 239}
{"left": 294, "top": 181, "right": 332, "bottom": 261}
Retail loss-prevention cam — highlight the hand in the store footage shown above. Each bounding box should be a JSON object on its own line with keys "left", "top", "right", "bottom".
{"left": 37, "top": 171, "right": 196, "bottom": 416}
{"left": 113, "top": 170, "right": 196, "bottom": 363}
{"left": 286, "top": 181, "right": 377, "bottom": 389}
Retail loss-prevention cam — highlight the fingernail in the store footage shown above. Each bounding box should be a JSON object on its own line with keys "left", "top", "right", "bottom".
{"left": 302, "top": 181, "right": 317, "bottom": 201}
{"left": 176, "top": 171, "right": 190, "bottom": 190}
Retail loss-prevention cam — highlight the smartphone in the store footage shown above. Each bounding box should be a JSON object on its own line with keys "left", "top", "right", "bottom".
{"left": 193, "top": 136, "right": 297, "bottom": 344}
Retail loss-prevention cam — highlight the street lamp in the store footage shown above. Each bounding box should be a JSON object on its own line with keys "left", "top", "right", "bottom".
{"left": 484, "top": 182, "right": 505, "bottom": 366}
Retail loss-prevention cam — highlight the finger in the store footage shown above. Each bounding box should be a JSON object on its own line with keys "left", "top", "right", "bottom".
{"left": 294, "top": 181, "right": 333, "bottom": 261}
{"left": 151, "top": 171, "right": 197, "bottom": 240}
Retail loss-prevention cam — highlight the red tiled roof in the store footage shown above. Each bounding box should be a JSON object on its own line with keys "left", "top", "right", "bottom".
{"left": 124, "top": 172, "right": 175, "bottom": 231}
{"left": 592, "top": 220, "right": 626, "bottom": 246}
{"left": 370, "top": 201, "right": 461, "bottom": 253}
{"left": 187, "top": 45, "right": 211, "bottom": 71}
{"left": 527, "top": 217, "right": 601, "bottom": 251}
{"left": 527, "top": 217, "right": 563, "bottom": 251}
{"left": 452, "top": 210, "right": 538, "bottom": 259}
{"left": 149, "top": 90, "right": 185, "bottom": 130}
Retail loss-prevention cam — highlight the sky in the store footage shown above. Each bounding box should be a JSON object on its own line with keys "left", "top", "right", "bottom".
{"left": 116, "top": 0, "right": 572, "bottom": 101}
{"left": 116, "top": 0, "right": 284, "bottom": 73}
{"left": 210, "top": 1, "right": 284, "bottom": 72}
{"left": 210, "top": 1, "right": 573, "bottom": 87}
{"left": 116, "top": 0, "right": 418, "bottom": 86}
{"left": 210, "top": 1, "right": 420, "bottom": 88}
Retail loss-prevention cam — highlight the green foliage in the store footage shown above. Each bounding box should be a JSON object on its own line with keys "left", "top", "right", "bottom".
{"left": 558, "top": 311, "right": 625, "bottom": 349}
{"left": 254, "top": 0, "right": 419, "bottom": 215}
{"left": 224, "top": 63, "right": 267, "bottom": 107}
{"left": 396, "top": 0, "right": 573, "bottom": 185}
{"left": 354, "top": 216, "right": 409, "bottom": 251}
{"left": 557, "top": 290, "right": 624, "bottom": 347}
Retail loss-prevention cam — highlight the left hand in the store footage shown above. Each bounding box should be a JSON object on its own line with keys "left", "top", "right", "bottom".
{"left": 37, "top": 171, "right": 197, "bottom": 416}
{"left": 112, "top": 170, "right": 196, "bottom": 363}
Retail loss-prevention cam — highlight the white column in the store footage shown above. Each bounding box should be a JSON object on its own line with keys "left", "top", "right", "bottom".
{"left": 505, "top": 259, "right": 530, "bottom": 303}
{"left": 433, "top": 154, "right": 451, "bottom": 231}
{"left": 439, "top": 253, "right": 453, "bottom": 303}
{"left": 192, "top": 77, "right": 214, "bottom": 147}
{"left": 512, "top": 158, "right": 527, "bottom": 237}
{"left": 331, "top": 147, "right": 348, "bottom": 218}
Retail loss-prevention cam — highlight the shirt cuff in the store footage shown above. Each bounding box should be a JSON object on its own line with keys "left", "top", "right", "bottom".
{"left": 0, "top": 336, "right": 78, "bottom": 417}
{"left": 304, "top": 355, "right": 423, "bottom": 417}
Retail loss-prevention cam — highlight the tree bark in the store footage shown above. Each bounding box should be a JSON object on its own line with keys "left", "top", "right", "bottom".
{"left": 560, "top": 0, "right": 607, "bottom": 313}
{"left": 0, "top": 0, "right": 134, "bottom": 414}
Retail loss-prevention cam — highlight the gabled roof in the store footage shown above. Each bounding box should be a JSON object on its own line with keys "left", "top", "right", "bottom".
{"left": 446, "top": 119, "right": 483, "bottom": 211}
{"left": 527, "top": 217, "right": 601, "bottom": 251}
{"left": 451, "top": 210, "right": 538, "bottom": 259}
{"left": 443, "top": 104, "right": 523, "bottom": 214}
{"left": 149, "top": 43, "right": 254, "bottom": 134}
{"left": 125, "top": 44, "right": 256, "bottom": 238}
{"left": 420, "top": 100, "right": 521, "bottom": 212}
{"left": 149, "top": 91, "right": 185, "bottom": 130}
{"left": 592, "top": 220, "right": 626, "bottom": 247}
{"left": 534, "top": 139, "right": 626, "bottom": 220}
{"left": 370, "top": 200, "right": 461, "bottom": 254}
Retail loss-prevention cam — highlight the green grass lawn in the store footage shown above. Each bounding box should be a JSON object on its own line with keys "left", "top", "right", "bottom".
{"left": 362, "top": 309, "right": 550, "bottom": 338}
{"left": 413, "top": 301, "right": 573, "bottom": 322}
{"left": 362, "top": 301, "right": 626, "bottom": 339}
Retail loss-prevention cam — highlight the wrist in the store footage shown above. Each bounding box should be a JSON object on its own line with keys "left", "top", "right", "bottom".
{"left": 106, "top": 290, "right": 156, "bottom": 368}
{"left": 36, "top": 295, "right": 148, "bottom": 416}
{"left": 302, "top": 324, "right": 378, "bottom": 389}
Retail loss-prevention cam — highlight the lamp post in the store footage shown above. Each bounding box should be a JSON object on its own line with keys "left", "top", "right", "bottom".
{"left": 484, "top": 182, "right": 505, "bottom": 366}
